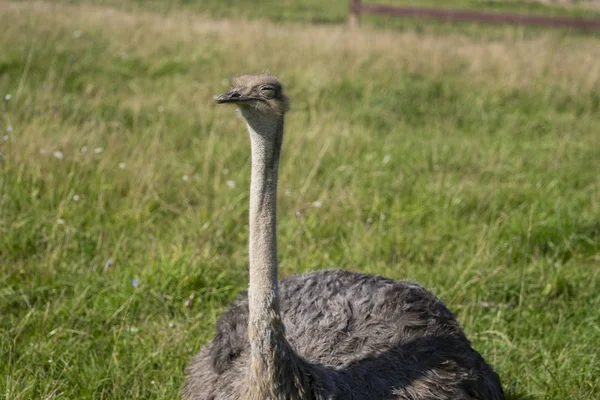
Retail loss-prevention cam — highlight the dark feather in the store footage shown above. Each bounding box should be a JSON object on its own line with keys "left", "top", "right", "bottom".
{"left": 184, "top": 269, "right": 504, "bottom": 400}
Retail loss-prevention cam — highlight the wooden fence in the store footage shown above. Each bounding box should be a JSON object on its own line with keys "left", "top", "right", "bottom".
{"left": 348, "top": 0, "right": 600, "bottom": 30}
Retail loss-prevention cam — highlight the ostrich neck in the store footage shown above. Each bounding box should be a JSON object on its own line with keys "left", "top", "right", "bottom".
{"left": 244, "top": 111, "right": 308, "bottom": 399}
{"left": 245, "top": 112, "right": 283, "bottom": 334}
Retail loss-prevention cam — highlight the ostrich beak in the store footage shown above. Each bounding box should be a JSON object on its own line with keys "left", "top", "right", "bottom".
{"left": 213, "top": 90, "right": 258, "bottom": 104}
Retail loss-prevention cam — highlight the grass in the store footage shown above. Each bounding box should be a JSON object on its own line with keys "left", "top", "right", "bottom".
{"left": 37, "top": 0, "right": 600, "bottom": 42}
{"left": 33, "top": 0, "right": 600, "bottom": 23}
{"left": 0, "top": 0, "right": 599, "bottom": 399}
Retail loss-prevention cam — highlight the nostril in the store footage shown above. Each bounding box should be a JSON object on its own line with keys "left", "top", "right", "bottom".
{"left": 231, "top": 92, "right": 241, "bottom": 98}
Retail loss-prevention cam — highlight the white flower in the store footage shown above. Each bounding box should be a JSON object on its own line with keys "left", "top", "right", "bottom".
{"left": 53, "top": 151, "right": 64, "bottom": 160}
{"left": 81, "top": 146, "right": 88, "bottom": 153}
{"left": 6, "top": 126, "right": 13, "bottom": 133}
{"left": 57, "top": 218, "right": 65, "bottom": 225}
{"left": 312, "top": 201, "right": 322, "bottom": 208}
{"left": 182, "top": 175, "right": 189, "bottom": 182}
{"left": 4, "top": 94, "right": 11, "bottom": 102}
{"left": 94, "top": 147, "right": 103, "bottom": 154}
{"left": 151, "top": 380, "right": 156, "bottom": 385}
{"left": 226, "top": 180, "right": 235, "bottom": 189}
{"left": 73, "top": 195, "right": 80, "bottom": 201}
{"left": 184, "top": 293, "right": 194, "bottom": 307}
{"left": 383, "top": 155, "right": 391, "bottom": 165}
{"left": 119, "top": 162, "right": 126, "bottom": 169}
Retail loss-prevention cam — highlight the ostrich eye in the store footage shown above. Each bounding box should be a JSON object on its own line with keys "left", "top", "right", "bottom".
{"left": 260, "top": 86, "right": 276, "bottom": 98}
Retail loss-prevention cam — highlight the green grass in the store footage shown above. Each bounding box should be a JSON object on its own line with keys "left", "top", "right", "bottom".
{"left": 1, "top": 1, "right": 599, "bottom": 399}
{"left": 37, "top": 0, "right": 600, "bottom": 41}
{"left": 35, "top": 0, "right": 600, "bottom": 23}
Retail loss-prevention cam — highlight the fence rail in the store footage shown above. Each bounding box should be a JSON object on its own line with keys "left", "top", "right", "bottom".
{"left": 348, "top": 0, "right": 600, "bottom": 30}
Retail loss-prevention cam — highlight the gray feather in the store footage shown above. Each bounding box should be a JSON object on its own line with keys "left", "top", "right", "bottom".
{"left": 184, "top": 269, "right": 504, "bottom": 400}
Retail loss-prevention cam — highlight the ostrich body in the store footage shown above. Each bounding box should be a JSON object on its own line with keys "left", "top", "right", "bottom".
{"left": 183, "top": 75, "right": 504, "bottom": 400}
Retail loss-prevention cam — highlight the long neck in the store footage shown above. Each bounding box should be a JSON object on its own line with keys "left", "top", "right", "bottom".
{"left": 243, "top": 111, "right": 317, "bottom": 399}
{"left": 246, "top": 112, "right": 283, "bottom": 340}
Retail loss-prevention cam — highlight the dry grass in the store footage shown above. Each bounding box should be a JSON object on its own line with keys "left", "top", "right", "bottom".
{"left": 4, "top": 1, "right": 600, "bottom": 88}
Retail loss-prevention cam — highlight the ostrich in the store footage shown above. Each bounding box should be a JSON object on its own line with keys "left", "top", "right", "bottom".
{"left": 183, "top": 74, "right": 504, "bottom": 400}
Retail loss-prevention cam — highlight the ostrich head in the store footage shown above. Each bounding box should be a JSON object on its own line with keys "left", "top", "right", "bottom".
{"left": 213, "top": 74, "right": 290, "bottom": 117}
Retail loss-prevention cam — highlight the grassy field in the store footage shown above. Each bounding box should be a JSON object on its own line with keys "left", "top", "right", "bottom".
{"left": 1, "top": 1, "right": 599, "bottom": 399}
{"left": 34, "top": 0, "right": 600, "bottom": 23}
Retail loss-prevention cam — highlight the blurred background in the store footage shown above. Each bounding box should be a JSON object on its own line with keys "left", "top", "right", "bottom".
{"left": 1, "top": 1, "right": 599, "bottom": 399}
